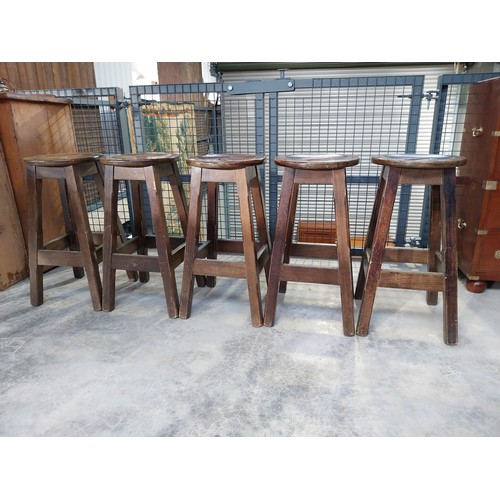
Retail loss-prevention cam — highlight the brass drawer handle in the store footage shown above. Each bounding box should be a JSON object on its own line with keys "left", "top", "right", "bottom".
{"left": 457, "top": 218, "right": 467, "bottom": 229}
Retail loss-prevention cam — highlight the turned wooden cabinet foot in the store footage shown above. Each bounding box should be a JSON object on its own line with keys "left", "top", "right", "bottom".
{"left": 465, "top": 279, "right": 488, "bottom": 293}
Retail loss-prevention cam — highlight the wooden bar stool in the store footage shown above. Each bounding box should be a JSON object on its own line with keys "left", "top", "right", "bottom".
{"left": 263, "top": 154, "right": 359, "bottom": 336}
{"left": 179, "top": 153, "right": 271, "bottom": 327}
{"left": 354, "top": 153, "right": 467, "bottom": 345}
{"left": 101, "top": 152, "right": 190, "bottom": 318}
{"left": 24, "top": 153, "right": 107, "bottom": 311}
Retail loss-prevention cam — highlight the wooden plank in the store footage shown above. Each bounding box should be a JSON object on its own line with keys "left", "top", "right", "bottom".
{"left": 0, "top": 142, "right": 29, "bottom": 290}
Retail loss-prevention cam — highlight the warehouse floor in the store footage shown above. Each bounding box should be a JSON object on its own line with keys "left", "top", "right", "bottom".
{"left": 1, "top": 260, "right": 500, "bottom": 438}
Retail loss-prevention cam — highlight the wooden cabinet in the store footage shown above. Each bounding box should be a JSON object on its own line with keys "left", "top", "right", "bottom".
{"left": 457, "top": 77, "right": 500, "bottom": 292}
{"left": 0, "top": 92, "right": 79, "bottom": 288}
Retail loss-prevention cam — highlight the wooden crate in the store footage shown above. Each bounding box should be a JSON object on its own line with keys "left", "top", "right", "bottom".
{"left": 297, "top": 220, "right": 394, "bottom": 248}
{"left": 297, "top": 220, "right": 337, "bottom": 244}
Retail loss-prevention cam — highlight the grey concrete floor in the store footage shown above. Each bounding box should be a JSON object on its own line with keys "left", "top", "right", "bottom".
{"left": 1, "top": 260, "right": 500, "bottom": 437}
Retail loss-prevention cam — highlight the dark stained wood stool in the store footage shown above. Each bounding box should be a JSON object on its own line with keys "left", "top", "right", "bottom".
{"left": 101, "top": 152, "right": 190, "bottom": 318}
{"left": 263, "top": 154, "right": 359, "bottom": 336}
{"left": 179, "top": 153, "right": 271, "bottom": 327}
{"left": 24, "top": 153, "right": 111, "bottom": 311}
{"left": 354, "top": 153, "right": 467, "bottom": 345}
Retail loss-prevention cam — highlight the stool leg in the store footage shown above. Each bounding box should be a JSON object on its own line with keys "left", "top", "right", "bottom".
{"left": 249, "top": 166, "right": 271, "bottom": 282}
{"left": 427, "top": 185, "right": 441, "bottom": 306}
{"left": 102, "top": 165, "right": 119, "bottom": 312}
{"left": 93, "top": 162, "right": 138, "bottom": 282}
{"left": 279, "top": 181, "right": 299, "bottom": 294}
{"left": 205, "top": 181, "right": 218, "bottom": 288}
{"left": 130, "top": 180, "right": 150, "bottom": 283}
{"left": 264, "top": 168, "right": 296, "bottom": 327}
{"left": 355, "top": 168, "right": 386, "bottom": 300}
{"left": 27, "top": 166, "right": 44, "bottom": 306}
{"left": 144, "top": 166, "right": 179, "bottom": 319}
{"left": 65, "top": 165, "right": 102, "bottom": 311}
{"left": 356, "top": 167, "right": 400, "bottom": 336}
{"left": 180, "top": 166, "right": 204, "bottom": 320}
{"left": 236, "top": 168, "right": 264, "bottom": 327}
{"left": 57, "top": 179, "right": 85, "bottom": 279}
{"left": 442, "top": 168, "right": 458, "bottom": 345}
{"left": 332, "top": 168, "right": 355, "bottom": 336}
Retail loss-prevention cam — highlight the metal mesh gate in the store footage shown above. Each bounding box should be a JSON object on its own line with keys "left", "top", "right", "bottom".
{"left": 129, "top": 76, "right": 426, "bottom": 251}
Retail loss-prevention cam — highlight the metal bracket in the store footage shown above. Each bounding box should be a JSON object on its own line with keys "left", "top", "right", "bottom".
{"left": 397, "top": 89, "right": 439, "bottom": 109}
{"left": 224, "top": 78, "right": 295, "bottom": 95}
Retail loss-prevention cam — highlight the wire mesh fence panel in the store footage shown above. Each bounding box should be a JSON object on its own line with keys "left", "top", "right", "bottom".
{"left": 19, "top": 87, "right": 132, "bottom": 234}
{"left": 270, "top": 76, "right": 425, "bottom": 251}
{"left": 18, "top": 71, "right": 500, "bottom": 255}
{"left": 129, "top": 83, "right": 222, "bottom": 238}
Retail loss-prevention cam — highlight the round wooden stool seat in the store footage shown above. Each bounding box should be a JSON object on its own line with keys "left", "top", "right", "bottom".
{"left": 355, "top": 153, "right": 467, "bottom": 345}
{"left": 274, "top": 153, "right": 360, "bottom": 170}
{"left": 100, "top": 152, "right": 179, "bottom": 168}
{"left": 371, "top": 153, "right": 467, "bottom": 169}
{"left": 24, "top": 153, "right": 102, "bottom": 168}
{"left": 264, "top": 153, "right": 359, "bottom": 336}
{"left": 180, "top": 153, "right": 271, "bottom": 327}
{"left": 24, "top": 152, "right": 105, "bottom": 311}
{"left": 187, "top": 153, "right": 266, "bottom": 170}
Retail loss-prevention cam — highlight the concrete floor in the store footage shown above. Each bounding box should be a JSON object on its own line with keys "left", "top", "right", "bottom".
{"left": 1, "top": 260, "right": 500, "bottom": 437}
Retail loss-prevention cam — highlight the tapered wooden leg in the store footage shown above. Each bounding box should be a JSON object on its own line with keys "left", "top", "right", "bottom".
{"left": 426, "top": 184, "right": 441, "bottom": 306}
{"left": 102, "top": 165, "right": 119, "bottom": 312}
{"left": 94, "top": 162, "right": 138, "bottom": 282}
{"left": 236, "top": 168, "right": 264, "bottom": 327}
{"left": 249, "top": 166, "right": 272, "bottom": 282}
{"left": 205, "top": 181, "right": 218, "bottom": 288}
{"left": 332, "top": 169, "right": 355, "bottom": 336}
{"left": 442, "top": 169, "right": 458, "bottom": 345}
{"left": 180, "top": 167, "right": 203, "bottom": 320}
{"left": 144, "top": 166, "right": 179, "bottom": 318}
{"left": 130, "top": 180, "right": 149, "bottom": 283}
{"left": 355, "top": 168, "right": 386, "bottom": 300}
{"left": 264, "top": 168, "right": 296, "bottom": 327}
{"left": 279, "top": 182, "right": 299, "bottom": 294}
{"left": 57, "top": 178, "right": 85, "bottom": 279}
{"left": 27, "top": 167, "right": 44, "bottom": 306}
{"left": 65, "top": 165, "right": 102, "bottom": 311}
{"left": 356, "top": 167, "right": 401, "bottom": 336}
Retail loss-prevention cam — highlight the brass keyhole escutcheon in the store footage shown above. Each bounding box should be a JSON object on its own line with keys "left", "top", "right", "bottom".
{"left": 457, "top": 218, "right": 467, "bottom": 229}
{"left": 472, "top": 126, "right": 483, "bottom": 137}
